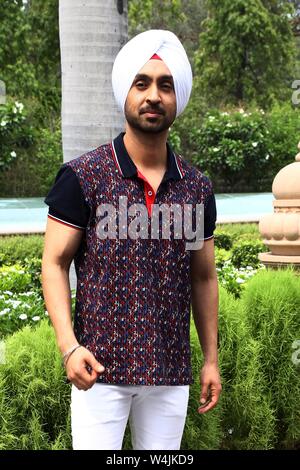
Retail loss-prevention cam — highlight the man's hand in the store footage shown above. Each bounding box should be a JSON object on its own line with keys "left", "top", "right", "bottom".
{"left": 65, "top": 346, "right": 105, "bottom": 391}
{"left": 198, "top": 363, "right": 222, "bottom": 414}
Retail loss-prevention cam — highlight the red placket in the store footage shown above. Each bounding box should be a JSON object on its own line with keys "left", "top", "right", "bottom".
{"left": 137, "top": 169, "right": 156, "bottom": 217}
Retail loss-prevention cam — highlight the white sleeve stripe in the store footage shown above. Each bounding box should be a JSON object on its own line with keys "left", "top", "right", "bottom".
{"left": 203, "top": 235, "right": 214, "bottom": 240}
{"left": 47, "top": 214, "right": 85, "bottom": 230}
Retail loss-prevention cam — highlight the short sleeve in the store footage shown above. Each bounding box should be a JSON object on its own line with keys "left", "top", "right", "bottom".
{"left": 44, "top": 164, "right": 90, "bottom": 230}
{"left": 203, "top": 191, "right": 217, "bottom": 240}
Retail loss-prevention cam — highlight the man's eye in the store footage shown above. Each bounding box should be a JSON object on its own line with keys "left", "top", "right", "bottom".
{"left": 136, "top": 82, "right": 146, "bottom": 88}
{"left": 161, "top": 83, "right": 173, "bottom": 89}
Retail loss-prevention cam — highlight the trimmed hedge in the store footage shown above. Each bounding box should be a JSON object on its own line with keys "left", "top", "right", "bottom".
{"left": 188, "top": 103, "right": 300, "bottom": 193}
{"left": 0, "top": 234, "right": 44, "bottom": 266}
{"left": 0, "top": 269, "right": 299, "bottom": 449}
{"left": 0, "top": 321, "right": 71, "bottom": 450}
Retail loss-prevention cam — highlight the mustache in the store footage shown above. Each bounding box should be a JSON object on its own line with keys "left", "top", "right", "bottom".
{"left": 140, "top": 107, "right": 165, "bottom": 115}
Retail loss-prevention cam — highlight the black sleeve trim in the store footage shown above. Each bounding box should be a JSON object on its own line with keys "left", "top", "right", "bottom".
{"left": 204, "top": 192, "right": 217, "bottom": 239}
{"left": 44, "top": 164, "right": 90, "bottom": 229}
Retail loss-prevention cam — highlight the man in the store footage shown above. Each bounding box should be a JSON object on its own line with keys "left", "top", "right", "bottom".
{"left": 42, "top": 29, "right": 222, "bottom": 451}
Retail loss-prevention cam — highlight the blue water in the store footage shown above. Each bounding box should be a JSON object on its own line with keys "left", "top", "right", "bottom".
{"left": 0, "top": 193, "right": 274, "bottom": 234}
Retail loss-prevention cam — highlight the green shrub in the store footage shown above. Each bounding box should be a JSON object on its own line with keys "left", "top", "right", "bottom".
{"left": 216, "top": 223, "right": 260, "bottom": 242}
{"left": 231, "top": 240, "right": 267, "bottom": 268}
{"left": 0, "top": 270, "right": 299, "bottom": 450}
{"left": 0, "top": 100, "right": 34, "bottom": 172}
{"left": 217, "top": 261, "right": 264, "bottom": 298}
{"left": 0, "top": 235, "right": 44, "bottom": 266}
{"left": 0, "top": 289, "right": 48, "bottom": 339}
{"left": 189, "top": 104, "right": 299, "bottom": 193}
{"left": 215, "top": 247, "right": 231, "bottom": 268}
{"left": 0, "top": 320, "right": 71, "bottom": 449}
{"left": 0, "top": 114, "right": 62, "bottom": 197}
{"left": 0, "top": 265, "right": 31, "bottom": 292}
{"left": 229, "top": 268, "right": 300, "bottom": 449}
{"left": 214, "top": 231, "right": 233, "bottom": 250}
{"left": 28, "top": 120, "right": 62, "bottom": 196}
{"left": 23, "top": 257, "right": 42, "bottom": 292}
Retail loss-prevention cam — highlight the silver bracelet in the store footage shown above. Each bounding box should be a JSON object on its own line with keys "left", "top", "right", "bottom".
{"left": 62, "top": 344, "right": 81, "bottom": 368}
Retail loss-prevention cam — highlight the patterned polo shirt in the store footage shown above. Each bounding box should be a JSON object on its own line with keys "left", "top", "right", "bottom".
{"left": 44, "top": 132, "right": 217, "bottom": 385}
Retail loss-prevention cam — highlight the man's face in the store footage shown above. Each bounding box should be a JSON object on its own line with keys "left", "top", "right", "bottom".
{"left": 124, "top": 59, "right": 177, "bottom": 134}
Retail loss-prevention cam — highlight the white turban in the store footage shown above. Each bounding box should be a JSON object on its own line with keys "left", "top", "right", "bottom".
{"left": 112, "top": 30, "right": 193, "bottom": 117}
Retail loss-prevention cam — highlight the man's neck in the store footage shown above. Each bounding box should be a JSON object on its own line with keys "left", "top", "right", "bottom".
{"left": 123, "top": 125, "right": 168, "bottom": 171}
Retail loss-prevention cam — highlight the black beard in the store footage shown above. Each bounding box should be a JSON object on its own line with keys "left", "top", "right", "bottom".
{"left": 125, "top": 108, "right": 175, "bottom": 134}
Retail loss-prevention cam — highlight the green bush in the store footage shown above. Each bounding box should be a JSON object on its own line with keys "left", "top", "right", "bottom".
{"left": 231, "top": 240, "right": 267, "bottom": 269}
{"left": 0, "top": 258, "right": 42, "bottom": 294}
{"left": 27, "top": 119, "right": 62, "bottom": 196}
{"left": 189, "top": 104, "right": 299, "bottom": 193}
{"left": 23, "top": 257, "right": 42, "bottom": 292}
{"left": 0, "top": 113, "right": 62, "bottom": 197}
{"left": 0, "top": 265, "right": 31, "bottom": 292}
{"left": 0, "top": 235, "right": 44, "bottom": 266}
{"left": 0, "top": 290, "right": 48, "bottom": 340}
{"left": 0, "top": 100, "right": 35, "bottom": 172}
{"left": 214, "top": 231, "right": 233, "bottom": 250}
{"left": 0, "top": 270, "right": 299, "bottom": 449}
{"left": 216, "top": 223, "right": 260, "bottom": 242}
{"left": 217, "top": 261, "right": 264, "bottom": 298}
{"left": 227, "top": 268, "right": 300, "bottom": 449}
{"left": 215, "top": 247, "right": 231, "bottom": 268}
{"left": 0, "top": 320, "right": 71, "bottom": 449}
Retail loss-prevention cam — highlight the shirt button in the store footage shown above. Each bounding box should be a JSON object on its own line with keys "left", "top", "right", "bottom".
{"left": 148, "top": 190, "right": 152, "bottom": 196}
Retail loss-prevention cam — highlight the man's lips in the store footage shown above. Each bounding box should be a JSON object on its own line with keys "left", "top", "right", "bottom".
{"left": 140, "top": 109, "right": 164, "bottom": 116}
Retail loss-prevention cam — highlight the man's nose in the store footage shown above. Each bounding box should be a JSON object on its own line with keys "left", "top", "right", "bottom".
{"left": 146, "top": 84, "right": 161, "bottom": 103}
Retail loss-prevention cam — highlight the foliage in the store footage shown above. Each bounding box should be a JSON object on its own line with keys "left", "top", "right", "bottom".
{"left": 264, "top": 101, "right": 300, "bottom": 178}
{"left": 128, "top": 0, "right": 207, "bottom": 62}
{"left": 128, "top": 0, "right": 185, "bottom": 36}
{"left": 0, "top": 235, "right": 44, "bottom": 266}
{"left": 0, "top": 320, "right": 71, "bottom": 449}
{"left": 0, "top": 100, "right": 34, "bottom": 172}
{"left": 1, "top": 270, "right": 299, "bottom": 449}
{"left": 0, "top": 0, "right": 60, "bottom": 110}
{"left": 215, "top": 247, "right": 232, "bottom": 268}
{"left": 0, "top": 259, "right": 47, "bottom": 338}
{"left": 0, "top": 0, "right": 37, "bottom": 97}
{"left": 168, "top": 127, "right": 181, "bottom": 153}
{"left": 0, "top": 288, "right": 48, "bottom": 339}
{"left": 214, "top": 231, "right": 233, "bottom": 250}
{"left": 216, "top": 222, "right": 260, "bottom": 241}
{"left": 0, "top": 114, "right": 62, "bottom": 197}
{"left": 0, "top": 264, "right": 32, "bottom": 293}
{"left": 194, "top": 0, "right": 297, "bottom": 109}
{"left": 231, "top": 239, "right": 268, "bottom": 268}
{"left": 222, "top": 268, "right": 300, "bottom": 449}
{"left": 217, "top": 259, "right": 265, "bottom": 298}
{"left": 189, "top": 104, "right": 300, "bottom": 192}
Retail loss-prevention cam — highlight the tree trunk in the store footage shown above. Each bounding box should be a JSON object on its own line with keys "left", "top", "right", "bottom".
{"left": 59, "top": 0, "right": 128, "bottom": 162}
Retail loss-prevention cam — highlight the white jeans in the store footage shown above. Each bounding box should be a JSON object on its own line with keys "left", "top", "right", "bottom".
{"left": 71, "top": 383, "right": 190, "bottom": 450}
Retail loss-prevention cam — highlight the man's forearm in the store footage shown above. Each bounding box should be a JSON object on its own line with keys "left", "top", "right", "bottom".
{"left": 191, "top": 276, "right": 219, "bottom": 365}
{"left": 42, "top": 262, "right": 78, "bottom": 354}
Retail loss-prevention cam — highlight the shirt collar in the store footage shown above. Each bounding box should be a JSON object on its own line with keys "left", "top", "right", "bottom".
{"left": 111, "top": 132, "right": 184, "bottom": 182}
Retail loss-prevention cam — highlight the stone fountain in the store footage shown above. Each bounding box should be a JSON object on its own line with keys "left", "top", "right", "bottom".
{"left": 259, "top": 143, "right": 300, "bottom": 268}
